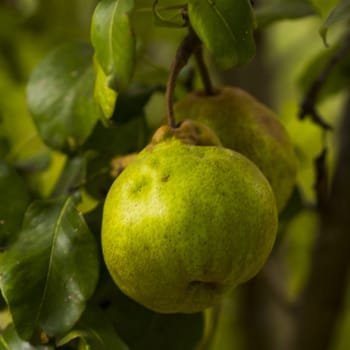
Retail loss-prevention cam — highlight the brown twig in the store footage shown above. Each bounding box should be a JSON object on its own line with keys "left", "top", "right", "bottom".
{"left": 194, "top": 45, "right": 215, "bottom": 96}
{"left": 314, "top": 145, "right": 329, "bottom": 212}
{"left": 165, "top": 27, "right": 200, "bottom": 128}
{"left": 299, "top": 34, "right": 350, "bottom": 130}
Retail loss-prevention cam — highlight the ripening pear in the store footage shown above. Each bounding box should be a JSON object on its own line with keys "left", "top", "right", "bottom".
{"left": 102, "top": 128, "right": 278, "bottom": 314}
{"left": 174, "top": 86, "right": 297, "bottom": 212}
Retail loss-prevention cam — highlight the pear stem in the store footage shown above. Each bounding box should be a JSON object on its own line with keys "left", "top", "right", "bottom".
{"left": 194, "top": 45, "right": 215, "bottom": 96}
{"left": 166, "top": 27, "right": 200, "bottom": 128}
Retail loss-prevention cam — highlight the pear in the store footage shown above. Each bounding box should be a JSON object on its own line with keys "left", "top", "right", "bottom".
{"left": 174, "top": 86, "right": 297, "bottom": 212}
{"left": 102, "top": 136, "right": 278, "bottom": 314}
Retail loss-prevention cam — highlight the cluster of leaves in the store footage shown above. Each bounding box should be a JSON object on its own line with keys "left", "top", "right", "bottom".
{"left": 0, "top": 0, "right": 350, "bottom": 349}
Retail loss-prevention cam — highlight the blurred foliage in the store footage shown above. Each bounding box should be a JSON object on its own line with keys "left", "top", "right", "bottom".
{"left": 0, "top": 0, "right": 350, "bottom": 349}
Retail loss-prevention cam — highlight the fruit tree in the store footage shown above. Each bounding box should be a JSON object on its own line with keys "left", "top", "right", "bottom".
{"left": 0, "top": 1, "right": 350, "bottom": 350}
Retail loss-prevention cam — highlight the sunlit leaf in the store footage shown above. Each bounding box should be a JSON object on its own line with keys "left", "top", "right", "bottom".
{"left": 27, "top": 42, "right": 101, "bottom": 153}
{"left": 91, "top": 0, "right": 136, "bottom": 91}
{"left": 254, "top": 0, "right": 315, "bottom": 27}
{"left": 0, "top": 324, "right": 54, "bottom": 350}
{"left": 0, "top": 197, "right": 100, "bottom": 342}
{"left": 320, "top": 0, "right": 350, "bottom": 45}
{"left": 0, "top": 160, "right": 31, "bottom": 246}
{"left": 188, "top": 0, "right": 256, "bottom": 69}
{"left": 310, "top": 0, "right": 339, "bottom": 16}
{"left": 57, "top": 306, "right": 128, "bottom": 350}
{"left": 93, "top": 56, "right": 118, "bottom": 121}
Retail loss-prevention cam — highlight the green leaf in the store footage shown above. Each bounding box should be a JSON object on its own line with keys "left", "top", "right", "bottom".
{"left": 52, "top": 156, "right": 85, "bottom": 197}
{"left": 0, "top": 160, "right": 31, "bottom": 246}
{"left": 0, "top": 197, "right": 100, "bottom": 342}
{"left": 320, "top": 0, "right": 350, "bottom": 45}
{"left": 298, "top": 43, "right": 350, "bottom": 101}
{"left": 57, "top": 306, "right": 128, "bottom": 350}
{"left": 310, "top": 0, "right": 340, "bottom": 17}
{"left": 27, "top": 42, "right": 101, "bottom": 153}
{"left": 254, "top": 0, "right": 315, "bottom": 27}
{"left": 188, "top": 0, "right": 256, "bottom": 69}
{"left": 0, "top": 324, "right": 54, "bottom": 350}
{"left": 84, "top": 116, "right": 150, "bottom": 156}
{"left": 113, "top": 84, "right": 161, "bottom": 123}
{"left": 93, "top": 56, "right": 118, "bottom": 121}
{"left": 91, "top": 0, "right": 136, "bottom": 91}
{"left": 98, "top": 277, "right": 205, "bottom": 350}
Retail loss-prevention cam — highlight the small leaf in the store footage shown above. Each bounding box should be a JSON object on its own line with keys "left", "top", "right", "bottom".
{"left": 298, "top": 43, "right": 350, "bottom": 101}
{"left": 320, "top": 0, "right": 350, "bottom": 45}
{"left": 114, "top": 84, "right": 161, "bottom": 123}
{"left": 254, "top": 0, "right": 315, "bottom": 27}
{"left": 188, "top": 0, "right": 256, "bottom": 69}
{"left": 310, "top": 0, "right": 339, "bottom": 17}
{"left": 27, "top": 42, "right": 101, "bottom": 153}
{"left": 0, "top": 197, "right": 100, "bottom": 342}
{"left": 93, "top": 56, "right": 118, "bottom": 121}
{"left": 0, "top": 324, "right": 54, "bottom": 350}
{"left": 0, "top": 160, "right": 31, "bottom": 246}
{"left": 91, "top": 0, "right": 136, "bottom": 91}
{"left": 57, "top": 306, "right": 128, "bottom": 350}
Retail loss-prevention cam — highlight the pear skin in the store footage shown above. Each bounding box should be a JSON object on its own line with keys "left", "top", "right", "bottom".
{"left": 174, "top": 86, "right": 297, "bottom": 212}
{"left": 102, "top": 139, "right": 277, "bottom": 313}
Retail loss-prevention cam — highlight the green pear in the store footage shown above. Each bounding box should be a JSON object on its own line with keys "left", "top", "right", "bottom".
{"left": 174, "top": 86, "right": 297, "bottom": 212}
{"left": 102, "top": 137, "right": 278, "bottom": 314}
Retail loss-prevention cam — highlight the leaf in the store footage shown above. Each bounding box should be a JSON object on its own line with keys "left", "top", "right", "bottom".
{"left": 84, "top": 116, "right": 150, "bottom": 156}
{"left": 93, "top": 56, "right": 118, "bottom": 121}
{"left": 113, "top": 84, "right": 161, "bottom": 123}
{"left": 254, "top": 0, "right": 315, "bottom": 27}
{"left": 0, "top": 324, "right": 54, "bottom": 350}
{"left": 91, "top": 0, "right": 136, "bottom": 91}
{"left": 310, "top": 0, "right": 339, "bottom": 16}
{"left": 51, "top": 156, "right": 85, "bottom": 197}
{"left": 298, "top": 43, "right": 350, "bottom": 101}
{"left": 57, "top": 306, "right": 128, "bottom": 350}
{"left": 0, "top": 197, "right": 100, "bottom": 342}
{"left": 0, "top": 160, "right": 31, "bottom": 246}
{"left": 188, "top": 0, "right": 256, "bottom": 69}
{"left": 320, "top": 0, "right": 350, "bottom": 45}
{"left": 27, "top": 42, "right": 101, "bottom": 153}
{"left": 98, "top": 276, "right": 205, "bottom": 350}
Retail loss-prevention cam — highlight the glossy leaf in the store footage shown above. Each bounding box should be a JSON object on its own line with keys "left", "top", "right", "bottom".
{"left": 93, "top": 56, "right": 118, "bottom": 121}
{"left": 0, "top": 197, "right": 100, "bottom": 342}
{"left": 320, "top": 0, "right": 350, "bottom": 45}
{"left": 57, "top": 306, "right": 128, "bottom": 350}
{"left": 52, "top": 156, "right": 85, "bottom": 197}
{"left": 27, "top": 42, "right": 101, "bottom": 153}
{"left": 188, "top": 0, "right": 256, "bottom": 69}
{"left": 0, "top": 160, "right": 31, "bottom": 246}
{"left": 91, "top": 0, "right": 136, "bottom": 91}
{"left": 254, "top": 0, "right": 315, "bottom": 27}
{"left": 0, "top": 324, "right": 54, "bottom": 350}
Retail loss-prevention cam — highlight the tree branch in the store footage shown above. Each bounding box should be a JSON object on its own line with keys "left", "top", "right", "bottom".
{"left": 294, "top": 94, "right": 350, "bottom": 350}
